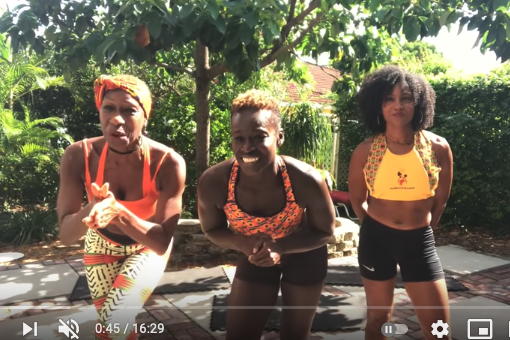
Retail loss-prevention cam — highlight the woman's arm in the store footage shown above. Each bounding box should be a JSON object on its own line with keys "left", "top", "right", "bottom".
{"left": 348, "top": 141, "right": 371, "bottom": 223}
{"left": 270, "top": 168, "right": 335, "bottom": 255}
{"left": 110, "top": 150, "right": 186, "bottom": 256}
{"left": 57, "top": 142, "right": 95, "bottom": 246}
{"left": 430, "top": 137, "right": 453, "bottom": 230}
{"left": 197, "top": 164, "right": 262, "bottom": 256}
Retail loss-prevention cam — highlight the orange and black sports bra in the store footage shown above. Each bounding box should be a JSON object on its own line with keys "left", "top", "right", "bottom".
{"left": 223, "top": 157, "right": 304, "bottom": 239}
{"left": 363, "top": 131, "right": 441, "bottom": 201}
{"left": 82, "top": 139, "right": 168, "bottom": 221}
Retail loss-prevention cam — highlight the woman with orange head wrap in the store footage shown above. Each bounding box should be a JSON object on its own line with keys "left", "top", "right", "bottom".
{"left": 56, "top": 74, "right": 186, "bottom": 340}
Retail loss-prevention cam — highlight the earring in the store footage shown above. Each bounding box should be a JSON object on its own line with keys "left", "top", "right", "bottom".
{"left": 377, "top": 115, "right": 381, "bottom": 125}
{"left": 142, "top": 124, "right": 148, "bottom": 136}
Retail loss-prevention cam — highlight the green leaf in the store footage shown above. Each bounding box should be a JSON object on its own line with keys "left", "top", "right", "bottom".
{"left": 213, "top": 15, "right": 227, "bottom": 34}
{"left": 369, "top": 0, "right": 383, "bottom": 12}
{"left": 133, "top": 2, "right": 145, "bottom": 14}
{"left": 493, "top": 0, "right": 509, "bottom": 11}
{"left": 149, "top": 0, "right": 168, "bottom": 14}
{"left": 246, "top": 42, "right": 259, "bottom": 61}
{"left": 486, "top": 24, "right": 498, "bottom": 44}
{"left": 147, "top": 14, "right": 162, "bottom": 39}
{"left": 63, "top": 69, "right": 72, "bottom": 83}
{"left": 331, "top": 23, "right": 340, "bottom": 37}
{"left": 439, "top": 10, "right": 452, "bottom": 27}
{"left": 391, "top": 8, "right": 403, "bottom": 20}
{"left": 457, "top": 16, "right": 470, "bottom": 35}
{"left": 206, "top": 2, "right": 220, "bottom": 20}
{"left": 419, "top": 0, "right": 431, "bottom": 10}
{"left": 262, "top": 26, "right": 274, "bottom": 45}
{"left": 110, "top": 39, "right": 127, "bottom": 54}
{"left": 268, "top": 21, "right": 280, "bottom": 38}
{"left": 403, "top": 16, "right": 421, "bottom": 41}
{"left": 245, "top": 11, "right": 257, "bottom": 28}
{"left": 85, "top": 31, "right": 102, "bottom": 51}
{"left": 274, "top": 0, "right": 288, "bottom": 13}
{"left": 239, "top": 23, "right": 253, "bottom": 45}
{"left": 496, "top": 24, "right": 506, "bottom": 46}
{"left": 75, "top": 16, "right": 87, "bottom": 38}
{"left": 116, "top": 1, "right": 134, "bottom": 18}
{"left": 321, "top": 0, "right": 329, "bottom": 12}
{"left": 180, "top": 4, "right": 194, "bottom": 18}
{"left": 94, "top": 36, "right": 116, "bottom": 61}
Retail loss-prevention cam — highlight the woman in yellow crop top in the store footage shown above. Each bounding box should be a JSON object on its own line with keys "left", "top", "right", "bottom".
{"left": 348, "top": 65, "right": 453, "bottom": 340}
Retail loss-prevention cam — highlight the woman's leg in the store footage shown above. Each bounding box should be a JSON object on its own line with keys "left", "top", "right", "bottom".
{"left": 278, "top": 245, "right": 327, "bottom": 340}
{"left": 405, "top": 280, "right": 450, "bottom": 340}
{"left": 84, "top": 229, "right": 168, "bottom": 340}
{"left": 398, "top": 226, "right": 451, "bottom": 340}
{"left": 357, "top": 215, "right": 399, "bottom": 340}
{"left": 99, "top": 249, "right": 167, "bottom": 339}
{"left": 279, "top": 281, "right": 323, "bottom": 340}
{"left": 363, "top": 278, "right": 396, "bottom": 340}
{"left": 226, "top": 254, "right": 281, "bottom": 340}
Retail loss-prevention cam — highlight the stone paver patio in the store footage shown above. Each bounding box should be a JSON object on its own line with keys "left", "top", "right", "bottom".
{"left": 1, "top": 247, "right": 510, "bottom": 339}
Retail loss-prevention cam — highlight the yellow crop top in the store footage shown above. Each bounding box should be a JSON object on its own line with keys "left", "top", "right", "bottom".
{"left": 363, "top": 131, "right": 441, "bottom": 201}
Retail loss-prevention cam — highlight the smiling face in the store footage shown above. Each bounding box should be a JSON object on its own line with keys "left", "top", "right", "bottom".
{"left": 99, "top": 89, "right": 146, "bottom": 150}
{"left": 231, "top": 108, "right": 283, "bottom": 176}
{"left": 381, "top": 82, "right": 415, "bottom": 129}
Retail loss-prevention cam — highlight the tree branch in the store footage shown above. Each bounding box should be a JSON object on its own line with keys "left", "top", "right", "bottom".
{"left": 287, "top": 0, "right": 297, "bottom": 24}
{"left": 156, "top": 73, "right": 181, "bottom": 96}
{"left": 274, "top": 0, "right": 321, "bottom": 54}
{"left": 261, "top": 13, "right": 323, "bottom": 68}
{"left": 208, "top": 62, "right": 227, "bottom": 79}
{"left": 156, "top": 62, "right": 195, "bottom": 77}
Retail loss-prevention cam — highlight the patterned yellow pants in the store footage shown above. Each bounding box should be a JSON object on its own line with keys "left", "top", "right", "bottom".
{"left": 84, "top": 229, "right": 168, "bottom": 340}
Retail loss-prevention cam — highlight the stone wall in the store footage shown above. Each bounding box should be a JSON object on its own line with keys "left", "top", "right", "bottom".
{"left": 327, "top": 218, "right": 360, "bottom": 258}
{"left": 170, "top": 218, "right": 360, "bottom": 264}
{"left": 169, "top": 219, "right": 238, "bottom": 264}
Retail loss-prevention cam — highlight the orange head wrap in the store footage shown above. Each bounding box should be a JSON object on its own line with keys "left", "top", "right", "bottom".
{"left": 94, "top": 74, "right": 152, "bottom": 119}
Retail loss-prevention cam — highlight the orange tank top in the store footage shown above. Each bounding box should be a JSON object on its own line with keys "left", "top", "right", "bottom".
{"left": 82, "top": 139, "right": 168, "bottom": 220}
{"left": 363, "top": 131, "right": 441, "bottom": 201}
{"left": 223, "top": 157, "right": 304, "bottom": 239}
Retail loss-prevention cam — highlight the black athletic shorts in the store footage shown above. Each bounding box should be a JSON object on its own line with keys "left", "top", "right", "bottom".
{"left": 358, "top": 214, "right": 444, "bottom": 282}
{"left": 234, "top": 245, "right": 328, "bottom": 286}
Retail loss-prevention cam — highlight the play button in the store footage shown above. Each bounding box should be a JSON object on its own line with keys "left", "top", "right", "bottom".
{"left": 22, "top": 322, "right": 37, "bottom": 336}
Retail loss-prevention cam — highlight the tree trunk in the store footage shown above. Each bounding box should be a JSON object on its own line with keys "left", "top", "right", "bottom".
{"left": 194, "top": 39, "right": 211, "bottom": 178}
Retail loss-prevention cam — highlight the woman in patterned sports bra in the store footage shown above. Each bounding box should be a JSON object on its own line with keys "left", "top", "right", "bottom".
{"left": 56, "top": 75, "right": 186, "bottom": 340}
{"left": 348, "top": 65, "right": 454, "bottom": 340}
{"left": 198, "top": 90, "right": 335, "bottom": 340}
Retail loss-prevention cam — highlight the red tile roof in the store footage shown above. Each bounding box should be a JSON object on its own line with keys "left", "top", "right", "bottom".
{"left": 287, "top": 63, "right": 341, "bottom": 105}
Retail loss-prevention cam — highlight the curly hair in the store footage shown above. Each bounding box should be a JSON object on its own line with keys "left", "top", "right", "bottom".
{"left": 357, "top": 65, "right": 436, "bottom": 134}
{"left": 230, "top": 89, "right": 281, "bottom": 129}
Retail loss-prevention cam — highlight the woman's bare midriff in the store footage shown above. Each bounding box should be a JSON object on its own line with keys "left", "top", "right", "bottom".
{"left": 366, "top": 197, "right": 434, "bottom": 230}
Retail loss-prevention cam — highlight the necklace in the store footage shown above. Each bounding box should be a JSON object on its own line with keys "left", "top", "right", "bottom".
{"left": 385, "top": 134, "right": 414, "bottom": 146}
{"left": 108, "top": 136, "right": 143, "bottom": 155}
{"left": 108, "top": 145, "right": 140, "bottom": 154}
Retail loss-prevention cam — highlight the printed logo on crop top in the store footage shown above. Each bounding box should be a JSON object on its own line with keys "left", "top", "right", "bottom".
{"left": 398, "top": 171, "right": 407, "bottom": 185}
{"left": 390, "top": 170, "right": 414, "bottom": 190}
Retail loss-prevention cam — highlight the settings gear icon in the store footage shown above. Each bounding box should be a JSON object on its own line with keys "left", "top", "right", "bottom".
{"left": 431, "top": 320, "right": 449, "bottom": 338}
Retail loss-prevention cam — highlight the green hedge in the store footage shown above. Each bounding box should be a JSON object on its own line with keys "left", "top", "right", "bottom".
{"left": 335, "top": 72, "right": 510, "bottom": 235}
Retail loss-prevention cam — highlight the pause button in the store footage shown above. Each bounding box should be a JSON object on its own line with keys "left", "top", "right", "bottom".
{"left": 382, "top": 322, "right": 396, "bottom": 337}
{"left": 381, "top": 322, "right": 409, "bottom": 337}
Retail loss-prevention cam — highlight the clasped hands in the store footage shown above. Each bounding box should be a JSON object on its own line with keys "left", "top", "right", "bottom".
{"left": 245, "top": 234, "right": 283, "bottom": 267}
{"left": 82, "top": 183, "right": 122, "bottom": 229}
